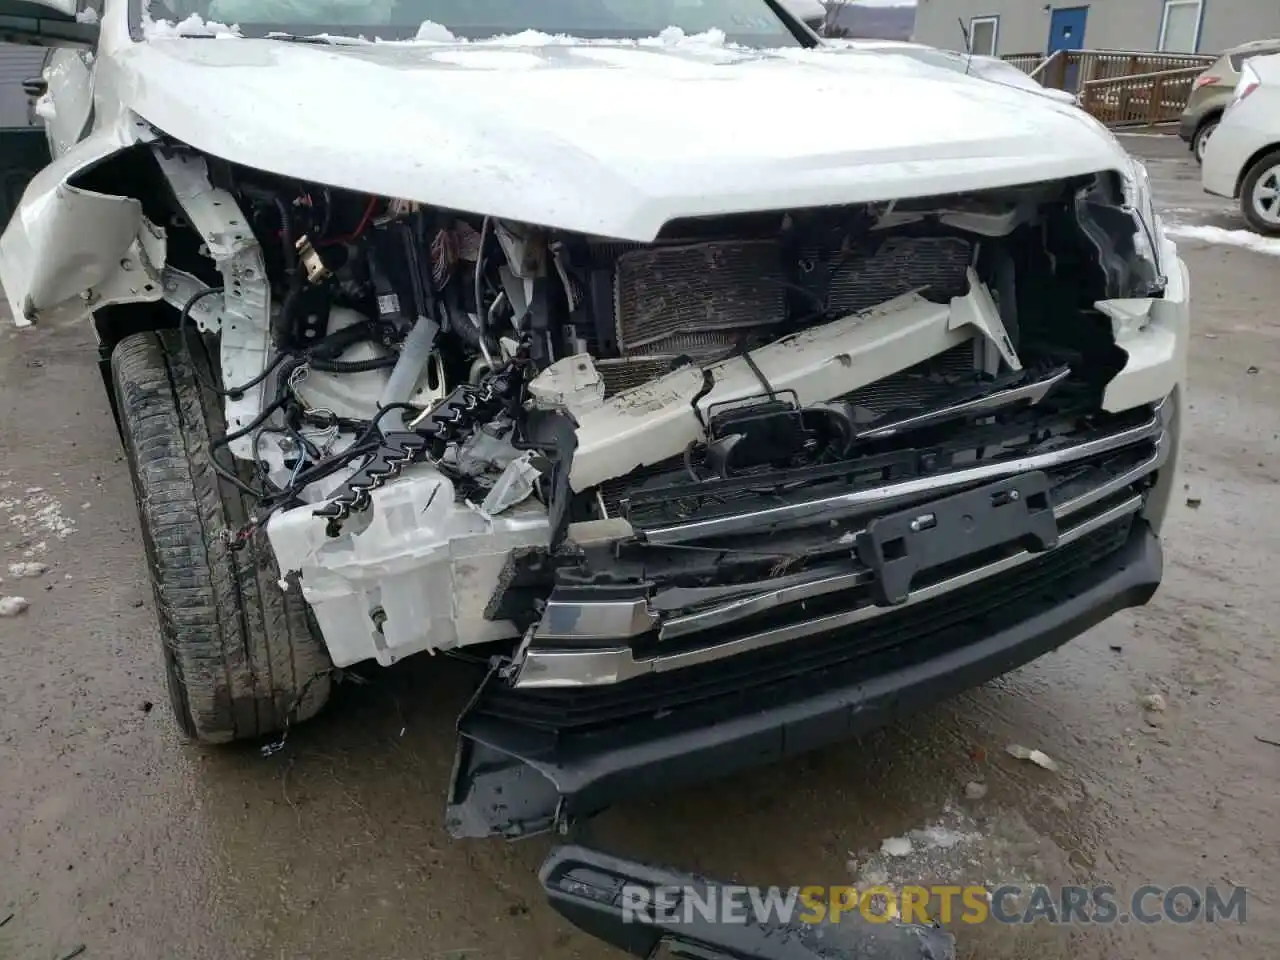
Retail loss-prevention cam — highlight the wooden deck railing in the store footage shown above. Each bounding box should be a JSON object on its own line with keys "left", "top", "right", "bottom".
{"left": 1001, "top": 53, "right": 1044, "bottom": 75}
{"left": 999, "top": 49, "right": 1215, "bottom": 126}
{"left": 1004, "top": 49, "right": 1214, "bottom": 91}
{"left": 1079, "top": 66, "right": 1206, "bottom": 127}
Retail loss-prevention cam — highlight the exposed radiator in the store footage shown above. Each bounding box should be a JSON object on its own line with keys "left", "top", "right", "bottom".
{"left": 595, "top": 357, "right": 683, "bottom": 397}
{"left": 832, "top": 341, "right": 976, "bottom": 417}
{"left": 613, "top": 240, "right": 787, "bottom": 356}
{"left": 602, "top": 235, "right": 975, "bottom": 396}
{"left": 822, "top": 236, "right": 973, "bottom": 315}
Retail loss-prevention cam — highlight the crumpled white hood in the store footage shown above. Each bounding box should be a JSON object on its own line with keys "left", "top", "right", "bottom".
{"left": 110, "top": 37, "right": 1129, "bottom": 240}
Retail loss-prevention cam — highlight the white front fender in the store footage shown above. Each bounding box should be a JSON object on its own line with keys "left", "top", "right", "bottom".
{"left": 0, "top": 114, "right": 165, "bottom": 327}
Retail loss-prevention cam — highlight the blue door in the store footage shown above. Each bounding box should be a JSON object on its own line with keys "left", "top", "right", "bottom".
{"left": 1048, "top": 6, "right": 1089, "bottom": 90}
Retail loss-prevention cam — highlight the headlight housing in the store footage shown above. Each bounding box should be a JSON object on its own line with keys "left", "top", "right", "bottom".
{"left": 1123, "top": 157, "right": 1166, "bottom": 280}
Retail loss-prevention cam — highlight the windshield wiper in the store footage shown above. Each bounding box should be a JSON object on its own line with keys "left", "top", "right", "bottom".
{"left": 263, "top": 32, "right": 360, "bottom": 45}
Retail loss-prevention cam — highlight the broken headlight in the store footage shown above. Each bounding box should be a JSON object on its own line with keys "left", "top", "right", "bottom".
{"left": 1123, "top": 156, "right": 1166, "bottom": 280}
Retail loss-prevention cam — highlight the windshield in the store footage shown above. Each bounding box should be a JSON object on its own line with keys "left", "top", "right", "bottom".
{"left": 143, "top": 0, "right": 806, "bottom": 46}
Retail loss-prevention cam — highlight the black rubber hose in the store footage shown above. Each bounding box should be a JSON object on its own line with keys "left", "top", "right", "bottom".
{"left": 307, "top": 356, "right": 398, "bottom": 373}
{"left": 273, "top": 195, "right": 296, "bottom": 274}
{"left": 307, "top": 320, "right": 384, "bottom": 362}
{"left": 273, "top": 273, "right": 305, "bottom": 346}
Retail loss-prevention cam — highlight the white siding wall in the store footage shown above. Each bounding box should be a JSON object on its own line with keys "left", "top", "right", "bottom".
{"left": 0, "top": 43, "right": 47, "bottom": 128}
{"left": 913, "top": 0, "right": 1280, "bottom": 57}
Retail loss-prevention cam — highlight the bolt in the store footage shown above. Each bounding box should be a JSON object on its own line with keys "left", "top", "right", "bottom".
{"left": 1009, "top": 490, "right": 1020, "bottom": 501}
{"left": 120, "top": 258, "right": 133, "bottom": 270}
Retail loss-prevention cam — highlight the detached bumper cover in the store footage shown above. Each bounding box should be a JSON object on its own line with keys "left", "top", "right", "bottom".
{"left": 541, "top": 844, "right": 955, "bottom": 960}
{"left": 447, "top": 518, "right": 1162, "bottom": 838}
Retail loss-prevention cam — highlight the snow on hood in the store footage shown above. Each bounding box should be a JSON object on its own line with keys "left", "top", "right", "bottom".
{"left": 112, "top": 34, "right": 1129, "bottom": 241}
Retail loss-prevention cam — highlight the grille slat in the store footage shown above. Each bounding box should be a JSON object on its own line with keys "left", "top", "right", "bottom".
{"left": 478, "top": 518, "right": 1134, "bottom": 732}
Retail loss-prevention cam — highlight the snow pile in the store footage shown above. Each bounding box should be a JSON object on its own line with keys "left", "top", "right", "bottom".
{"left": 1164, "top": 223, "right": 1280, "bottom": 257}
{"left": 75, "top": 6, "right": 98, "bottom": 23}
{"left": 33, "top": 95, "right": 56, "bottom": 121}
{"left": 413, "top": 20, "right": 455, "bottom": 42}
{"left": 135, "top": 10, "right": 735, "bottom": 52}
{"left": 397, "top": 22, "right": 730, "bottom": 51}
{"left": 141, "top": 0, "right": 241, "bottom": 40}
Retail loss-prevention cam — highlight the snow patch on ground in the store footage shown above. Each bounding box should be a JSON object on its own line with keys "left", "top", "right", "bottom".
{"left": 847, "top": 802, "right": 1056, "bottom": 894}
{"left": 1164, "top": 223, "right": 1280, "bottom": 257}
{"left": 8, "top": 562, "right": 49, "bottom": 579}
{"left": 1, "top": 489, "right": 77, "bottom": 543}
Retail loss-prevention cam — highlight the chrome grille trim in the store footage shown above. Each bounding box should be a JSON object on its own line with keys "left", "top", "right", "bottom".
{"left": 638, "top": 404, "right": 1167, "bottom": 545}
{"left": 660, "top": 434, "right": 1166, "bottom": 640}
{"left": 511, "top": 495, "right": 1147, "bottom": 690}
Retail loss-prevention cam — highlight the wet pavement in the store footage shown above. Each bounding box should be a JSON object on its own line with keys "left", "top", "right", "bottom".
{"left": 2, "top": 135, "right": 1278, "bottom": 960}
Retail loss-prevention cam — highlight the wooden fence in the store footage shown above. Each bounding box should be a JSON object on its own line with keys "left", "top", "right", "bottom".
{"left": 1079, "top": 66, "right": 1207, "bottom": 127}
{"left": 1000, "top": 49, "right": 1216, "bottom": 127}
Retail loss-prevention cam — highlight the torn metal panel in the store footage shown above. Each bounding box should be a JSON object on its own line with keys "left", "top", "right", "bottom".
{"left": 947, "top": 268, "right": 1020, "bottom": 375}
{"left": 569, "top": 282, "right": 1014, "bottom": 493}
{"left": 0, "top": 116, "right": 163, "bottom": 328}
{"left": 159, "top": 266, "right": 225, "bottom": 333}
{"left": 1098, "top": 253, "right": 1190, "bottom": 415}
{"left": 527, "top": 353, "right": 606, "bottom": 419}
{"left": 152, "top": 148, "right": 271, "bottom": 458}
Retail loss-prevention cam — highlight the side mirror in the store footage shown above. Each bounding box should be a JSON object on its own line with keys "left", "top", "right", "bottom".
{"left": 0, "top": 0, "right": 98, "bottom": 47}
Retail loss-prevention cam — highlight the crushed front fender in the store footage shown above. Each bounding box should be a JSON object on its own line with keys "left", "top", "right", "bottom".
{"left": 0, "top": 113, "right": 164, "bottom": 327}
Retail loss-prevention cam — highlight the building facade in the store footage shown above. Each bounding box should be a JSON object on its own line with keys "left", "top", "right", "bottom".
{"left": 0, "top": 44, "right": 46, "bottom": 128}
{"left": 913, "top": 0, "right": 1280, "bottom": 57}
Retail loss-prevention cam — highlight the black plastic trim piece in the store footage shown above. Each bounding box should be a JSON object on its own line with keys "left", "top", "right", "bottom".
{"left": 447, "top": 522, "right": 1162, "bottom": 838}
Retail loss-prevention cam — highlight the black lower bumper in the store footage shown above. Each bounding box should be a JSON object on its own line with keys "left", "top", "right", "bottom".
{"left": 448, "top": 520, "right": 1161, "bottom": 838}
{"left": 541, "top": 844, "right": 956, "bottom": 960}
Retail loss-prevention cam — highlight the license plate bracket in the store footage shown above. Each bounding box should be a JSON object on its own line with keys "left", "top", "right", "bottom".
{"left": 856, "top": 472, "right": 1058, "bottom": 606}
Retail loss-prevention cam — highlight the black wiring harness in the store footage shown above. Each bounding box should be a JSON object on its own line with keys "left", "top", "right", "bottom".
{"left": 177, "top": 283, "right": 419, "bottom": 518}
{"left": 179, "top": 280, "right": 530, "bottom": 543}
{"left": 312, "top": 367, "right": 524, "bottom": 536}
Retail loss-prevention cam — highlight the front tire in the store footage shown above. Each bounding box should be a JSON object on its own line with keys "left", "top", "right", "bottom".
{"left": 111, "top": 329, "right": 332, "bottom": 743}
{"left": 1240, "top": 149, "right": 1280, "bottom": 237}
{"left": 1192, "top": 117, "right": 1218, "bottom": 164}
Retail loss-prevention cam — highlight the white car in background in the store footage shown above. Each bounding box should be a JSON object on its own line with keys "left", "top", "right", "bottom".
{"left": 1202, "top": 52, "right": 1280, "bottom": 235}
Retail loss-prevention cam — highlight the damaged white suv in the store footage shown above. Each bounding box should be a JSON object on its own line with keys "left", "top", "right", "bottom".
{"left": 3, "top": 0, "right": 1186, "bottom": 841}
